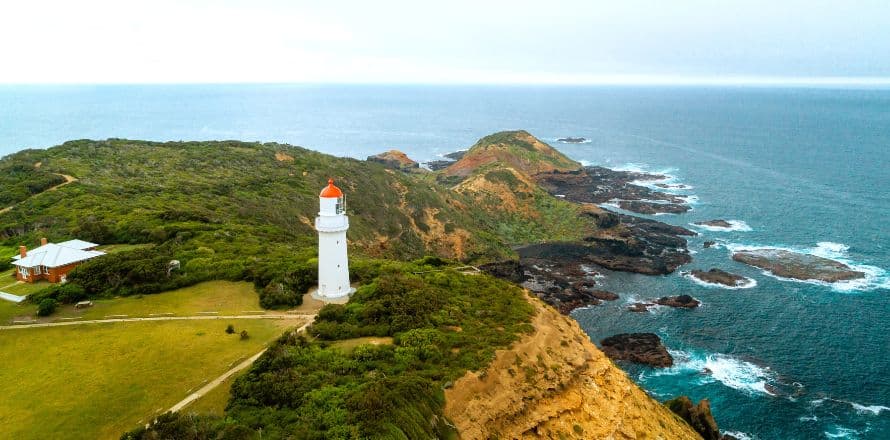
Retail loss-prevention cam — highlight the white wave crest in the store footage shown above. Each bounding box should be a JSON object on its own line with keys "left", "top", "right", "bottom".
{"left": 690, "top": 220, "right": 752, "bottom": 232}
{"left": 723, "top": 431, "right": 755, "bottom": 440}
{"left": 643, "top": 350, "right": 776, "bottom": 396}
{"left": 849, "top": 402, "right": 890, "bottom": 415}
{"left": 824, "top": 425, "right": 860, "bottom": 439}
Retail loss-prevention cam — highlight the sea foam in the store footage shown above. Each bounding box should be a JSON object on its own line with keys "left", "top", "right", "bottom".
{"left": 690, "top": 220, "right": 752, "bottom": 232}
{"left": 643, "top": 350, "right": 776, "bottom": 396}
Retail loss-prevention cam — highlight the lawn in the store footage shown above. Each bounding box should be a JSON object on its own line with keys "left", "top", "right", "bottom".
{"left": 53, "top": 280, "right": 265, "bottom": 320}
{"left": 0, "top": 300, "right": 36, "bottom": 323}
{"left": 0, "top": 318, "right": 304, "bottom": 440}
{"left": 181, "top": 372, "right": 239, "bottom": 416}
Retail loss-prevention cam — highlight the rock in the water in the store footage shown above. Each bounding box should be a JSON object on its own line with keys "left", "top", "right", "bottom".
{"left": 732, "top": 248, "right": 865, "bottom": 282}
{"left": 694, "top": 219, "right": 733, "bottom": 229}
{"left": 367, "top": 150, "right": 419, "bottom": 170}
{"left": 557, "top": 137, "right": 587, "bottom": 143}
{"left": 689, "top": 268, "right": 749, "bottom": 287}
{"left": 627, "top": 303, "right": 654, "bottom": 313}
{"left": 703, "top": 241, "right": 716, "bottom": 248}
{"left": 600, "top": 333, "right": 673, "bottom": 368}
{"left": 656, "top": 295, "right": 700, "bottom": 308}
{"left": 665, "top": 396, "right": 722, "bottom": 440}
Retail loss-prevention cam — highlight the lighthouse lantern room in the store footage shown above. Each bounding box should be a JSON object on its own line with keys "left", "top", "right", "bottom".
{"left": 314, "top": 179, "right": 355, "bottom": 300}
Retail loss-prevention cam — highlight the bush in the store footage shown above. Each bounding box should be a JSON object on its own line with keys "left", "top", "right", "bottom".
{"left": 225, "top": 324, "right": 235, "bottom": 334}
{"left": 240, "top": 330, "right": 249, "bottom": 340}
{"left": 37, "top": 298, "right": 57, "bottom": 317}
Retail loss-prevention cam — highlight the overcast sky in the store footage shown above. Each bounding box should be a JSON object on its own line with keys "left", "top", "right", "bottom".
{"left": 3, "top": 0, "right": 889, "bottom": 84}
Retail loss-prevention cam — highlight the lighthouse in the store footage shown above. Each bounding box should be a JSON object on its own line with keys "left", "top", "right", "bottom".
{"left": 314, "top": 178, "right": 354, "bottom": 300}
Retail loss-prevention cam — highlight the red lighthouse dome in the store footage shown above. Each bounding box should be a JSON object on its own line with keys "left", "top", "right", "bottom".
{"left": 319, "top": 178, "right": 343, "bottom": 198}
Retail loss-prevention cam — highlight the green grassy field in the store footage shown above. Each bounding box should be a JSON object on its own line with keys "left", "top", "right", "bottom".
{"left": 181, "top": 373, "right": 239, "bottom": 416}
{"left": 51, "top": 280, "right": 264, "bottom": 320}
{"left": 0, "top": 318, "right": 304, "bottom": 440}
{"left": 0, "top": 280, "right": 266, "bottom": 324}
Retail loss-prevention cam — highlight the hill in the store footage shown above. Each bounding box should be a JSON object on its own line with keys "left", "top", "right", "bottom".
{"left": 0, "top": 139, "right": 520, "bottom": 305}
{"left": 440, "top": 130, "right": 581, "bottom": 181}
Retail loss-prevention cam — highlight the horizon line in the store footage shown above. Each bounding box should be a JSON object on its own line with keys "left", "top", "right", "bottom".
{"left": 3, "top": 75, "right": 890, "bottom": 88}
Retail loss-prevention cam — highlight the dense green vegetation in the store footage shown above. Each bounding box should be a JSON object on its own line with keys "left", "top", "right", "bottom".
{"left": 0, "top": 153, "right": 66, "bottom": 207}
{"left": 0, "top": 139, "right": 517, "bottom": 309}
{"left": 123, "top": 259, "right": 535, "bottom": 439}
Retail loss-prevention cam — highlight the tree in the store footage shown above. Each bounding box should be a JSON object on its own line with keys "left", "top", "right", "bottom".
{"left": 225, "top": 324, "right": 235, "bottom": 334}
{"left": 37, "top": 298, "right": 57, "bottom": 317}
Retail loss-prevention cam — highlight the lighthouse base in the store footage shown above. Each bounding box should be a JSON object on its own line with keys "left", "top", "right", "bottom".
{"left": 309, "top": 286, "right": 356, "bottom": 304}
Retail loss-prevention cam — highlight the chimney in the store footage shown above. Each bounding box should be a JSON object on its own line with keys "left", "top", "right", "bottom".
{"left": 40, "top": 237, "right": 48, "bottom": 246}
{"left": 19, "top": 246, "right": 27, "bottom": 258}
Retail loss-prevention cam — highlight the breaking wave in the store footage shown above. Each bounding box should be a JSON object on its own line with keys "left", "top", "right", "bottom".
{"left": 690, "top": 220, "right": 752, "bottom": 232}
{"left": 642, "top": 349, "right": 776, "bottom": 396}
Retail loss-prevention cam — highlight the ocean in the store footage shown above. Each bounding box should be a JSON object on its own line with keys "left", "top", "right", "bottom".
{"left": 1, "top": 85, "right": 888, "bottom": 439}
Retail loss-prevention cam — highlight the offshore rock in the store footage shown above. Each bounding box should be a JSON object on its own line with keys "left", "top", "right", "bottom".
{"left": 694, "top": 219, "right": 734, "bottom": 229}
{"left": 600, "top": 333, "right": 673, "bottom": 368}
{"left": 689, "top": 268, "right": 749, "bottom": 287}
{"left": 655, "top": 295, "right": 700, "bottom": 309}
{"left": 732, "top": 248, "right": 865, "bottom": 282}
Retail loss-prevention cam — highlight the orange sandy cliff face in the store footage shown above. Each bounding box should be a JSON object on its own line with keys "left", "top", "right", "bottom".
{"left": 444, "top": 293, "right": 702, "bottom": 440}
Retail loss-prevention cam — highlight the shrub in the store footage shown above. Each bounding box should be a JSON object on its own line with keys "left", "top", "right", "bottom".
{"left": 37, "top": 298, "right": 57, "bottom": 317}
{"left": 225, "top": 324, "right": 235, "bottom": 334}
{"left": 240, "top": 330, "right": 249, "bottom": 340}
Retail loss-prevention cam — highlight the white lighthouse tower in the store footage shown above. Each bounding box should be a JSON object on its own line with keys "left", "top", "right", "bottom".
{"left": 313, "top": 178, "right": 354, "bottom": 300}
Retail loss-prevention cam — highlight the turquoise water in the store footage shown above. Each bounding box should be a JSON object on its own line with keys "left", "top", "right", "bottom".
{"left": 1, "top": 85, "right": 888, "bottom": 439}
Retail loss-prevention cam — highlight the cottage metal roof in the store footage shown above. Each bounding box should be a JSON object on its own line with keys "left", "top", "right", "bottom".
{"left": 56, "top": 239, "right": 98, "bottom": 250}
{"left": 12, "top": 243, "right": 105, "bottom": 269}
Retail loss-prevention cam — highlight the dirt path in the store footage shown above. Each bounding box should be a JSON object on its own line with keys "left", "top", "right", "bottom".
{"left": 169, "top": 318, "right": 315, "bottom": 413}
{"left": 0, "top": 173, "right": 77, "bottom": 214}
{"left": 0, "top": 313, "right": 315, "bottom": 330}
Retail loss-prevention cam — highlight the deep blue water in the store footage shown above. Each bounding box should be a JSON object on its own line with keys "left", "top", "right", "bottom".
{"left": 1, "top": 85, "right": 888, "bottom": 439}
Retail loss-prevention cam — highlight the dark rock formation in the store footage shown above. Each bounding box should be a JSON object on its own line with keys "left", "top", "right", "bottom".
{"left": 732, "top": 248, "right": 865, "bottom": 282}
{"left": 618, "top": 200, "right": 690, "bottom": 215}
{"left": 694, "top": 219, "right": 733, "bottom": 229}
{"left": 479, "top": 259, "right": 617, "bottom": 314}
{"left": 655, "top": 295, "right": 700, "bottom": 308}
{"left": 366, "top": 150, "right": 419, "bottom": 170}
{"left": 665, "top": 396, "right": 733, "bottom": 440}
{"left": 577, "top": 215, "right": 695, "bottom": 275}
{"left": 688, "top": 268, "right": 749, "bottom": 287}
{"left": 535, "top": 167, "right": 688, "bottom": 207}
{"left": 557, "top": 137, "right": 587, "bottom": 143}
{"left": 425, "top": 160, "right": 454, "bottom": 171}
{"left": 599, "top": 333, "right": 673, "bottom": 368}
{"left": 703, "top": 241, "right": 716, "bottom": 248}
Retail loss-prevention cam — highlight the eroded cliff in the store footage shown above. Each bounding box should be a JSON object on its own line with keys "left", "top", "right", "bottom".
{"left": 444, "top": 293, "right": 701, "bottom": 440}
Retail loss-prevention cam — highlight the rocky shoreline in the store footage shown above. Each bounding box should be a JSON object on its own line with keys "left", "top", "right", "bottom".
{"left": 536, "top": 166, "right": 693, "bottom": 215}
